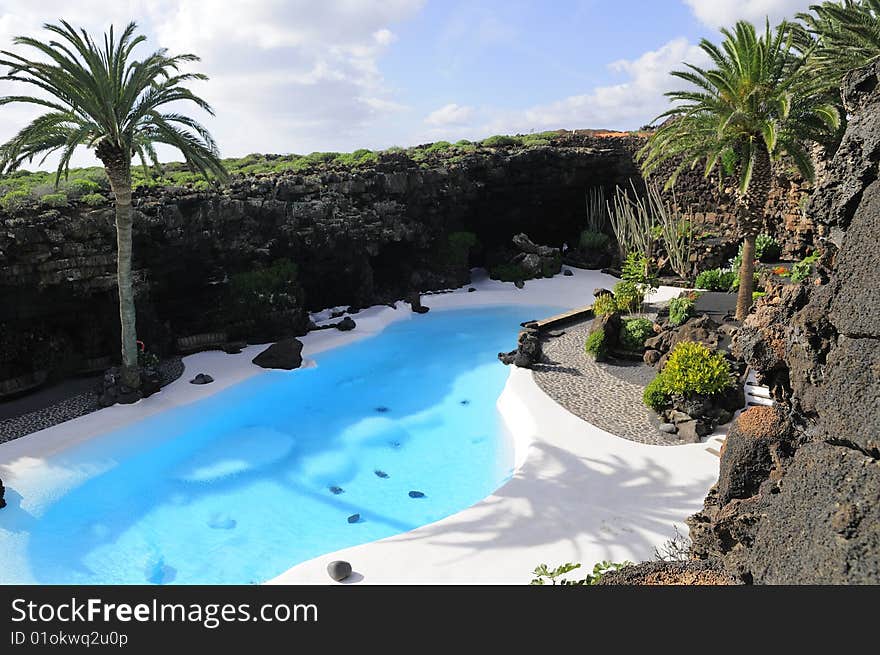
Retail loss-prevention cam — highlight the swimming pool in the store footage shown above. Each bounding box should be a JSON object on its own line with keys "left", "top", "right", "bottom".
{"left": 0, "top": 304, "right": 561, "bottom": 584}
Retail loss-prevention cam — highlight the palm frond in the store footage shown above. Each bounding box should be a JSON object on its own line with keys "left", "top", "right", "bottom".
{"left": 0, "top": 20, "right": 226, "bottom": 185}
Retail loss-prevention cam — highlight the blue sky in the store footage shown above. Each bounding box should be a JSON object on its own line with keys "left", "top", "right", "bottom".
{"left": 0, "top": 0, "right": 816, "bottom": 167}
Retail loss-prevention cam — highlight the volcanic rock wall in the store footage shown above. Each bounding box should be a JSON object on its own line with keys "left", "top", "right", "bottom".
{"left": 687, "top": 63, "right": 880, "bottom": 584}
{"left": 0, "top": 137, "right": 637, "bottom": 382}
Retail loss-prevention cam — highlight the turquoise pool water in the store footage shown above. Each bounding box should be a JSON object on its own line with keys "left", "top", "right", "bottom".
{"left": 1, "top": 305, "right": 560, "bottom": 584}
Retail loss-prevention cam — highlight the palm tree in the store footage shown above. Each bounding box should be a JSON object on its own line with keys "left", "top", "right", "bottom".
{"left": 640, "top": 20, "right": 840, "bottom": 320}
{"left": 0, "top": 21, "right": 226, "bottom": 391}
{"left": 798, "top": 1, "right": 880, "bottom": 90}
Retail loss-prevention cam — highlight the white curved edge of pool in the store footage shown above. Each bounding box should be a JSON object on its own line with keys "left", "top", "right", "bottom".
{"left": 0, "top": 267, "right": 716, "bottom": 585}
{"left": 267, "top": 367, "right": 720, "bottom": 585}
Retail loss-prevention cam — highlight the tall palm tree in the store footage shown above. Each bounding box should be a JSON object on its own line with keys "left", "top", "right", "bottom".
{"left": 0, "top": 21, "right": 226, "bottom": 391}
{"left": 798, "top": 1, "right": 880, "bottom": 91}
{"left": 640, "top": 20, "right": 840, "bottom": 320}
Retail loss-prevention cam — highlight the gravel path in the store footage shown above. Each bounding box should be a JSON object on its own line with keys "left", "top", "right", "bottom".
{"left": 0, "top": 358, "right": 184, "bottom": 444}
{"left": 532, "top": 318, "right": 682, "bottom": 446}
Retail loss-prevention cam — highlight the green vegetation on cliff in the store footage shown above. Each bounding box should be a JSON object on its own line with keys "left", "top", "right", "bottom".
{"left": 0, "top": 131, "right": 565, "bottom": 206}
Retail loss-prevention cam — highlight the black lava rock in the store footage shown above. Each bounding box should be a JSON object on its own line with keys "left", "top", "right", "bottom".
{"left": 327, "top": 560, "right": 353, "bottom": 582}
{"left": 407, "top": 291, "right": 430, "bottom": 314}
{"left": 189, "top": 373, "right": 214, "bottom": 385}
{"left": 563, "top": 269, "right": 573, "bottom": 276}
{"left": 337, "top": 316, "right": 356, "bottom": 331}
{"left": 408, "top": 490, "right": 426, "bottom": 498}
{"left": 252, "top": 338, "right": 304, "bottom": 370}
{"left": 468, "top": 287, "right": 477, "bottom": 292}
{"left": 347, "top": 513, "right": 361, "bottom": 524}
{"left": 374, "top": 470, "right": 389, "bottom": 478}
{"left": 329, "top": 486, "right": 344, "bottom": 495}
{"left": 375, "top": 406, "right": 390, "bottom": 413}
{"left": 514, "top": 280, "right": 525, "bottom": 289}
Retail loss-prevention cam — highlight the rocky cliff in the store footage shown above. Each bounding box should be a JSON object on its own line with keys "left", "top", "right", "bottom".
{"left": 0, "top": 136, "right": 637, "bottom": 383}
{"left": 0, "top": 127, "right": 817, "bottom": 389}
{"left": 686, "top": 63, "right": 880, "bottom": 584}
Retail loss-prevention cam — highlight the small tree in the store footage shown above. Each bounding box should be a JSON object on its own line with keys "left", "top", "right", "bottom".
{"left": 0, "top": 21, "right": 227, "bottom": 389}
{"left": 640, "top": 20, "right": 840, "bottom": 319}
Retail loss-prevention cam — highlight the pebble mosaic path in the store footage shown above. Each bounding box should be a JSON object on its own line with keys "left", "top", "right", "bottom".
{"left": 532, "top": 318, "right": 682, "bottom": 446}
{"left": 0, "top": 358, "right": 184, "bottom": 444}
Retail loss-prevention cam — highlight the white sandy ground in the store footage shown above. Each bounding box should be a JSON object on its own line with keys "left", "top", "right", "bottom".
{"left": 0, "top": 267, "right": 719, "bottom": 585}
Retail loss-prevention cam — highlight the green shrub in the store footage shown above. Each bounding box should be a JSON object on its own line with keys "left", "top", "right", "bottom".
{"left": 730, "top": 234, "right": 782, "bottom": 270}
{"left": 445, "top": 231, "right": 477, "bottom": 267}
{"left": 424, "top": 141, "right": 452, "bottom": 154}
{"left": 230, "top": 258, "right": 299, "bottom": 324}
{"left": 619, "top": 317, "right": 654, "bottom": 350}
{"left": 790, "top": 252, "right": 820, "bottom": 283}
{"left": 530, "top": 560, "right": 630, "bottom": 585}
{"left": 334, "top": 148, "right": 379, "bottom": 167}
{"left": 579, "top": 230, "right": 610, "bottom": 251}
{"left": 481, "top": 134, "right": 522, "bottom": 147}
{"left": 613, "top": 280, "right": 643, "bottom": 313}
{"left": 80, "top": 193, "right": 108, "bottom": 207}
{"left": 621, "top": 252, "right": 658, "bottom": 297}
{"left": 1, "top": 189, "right": 30, "bottom": 212}
{"left": 668, "top": 296, "right": 695, "bottom": 326}
{"left": 66, "top": 178, "right": 102, "bottom": 195}
{"left": 584, "top": 329, "right": 607, "bottom": 360}
{"left": 752, "top": 291, "right": 766, "bottom": 302}
{"left": 454, "top": 139, "right": 473, "bottom": 146}
{"left": 592, "top": 293, "right": 618, "bottom": 317}
{"left": 489, "top": 262, "right": 528, "bottom": 282}
{"left": 695, "top": 268, "right": 737, "bottom": 291}
{"left": 39, "top": 192, "right": 68, "bottom": 207}
{"left": 756, "top": 234, "right": 781, "bottom": 262}
{"left": 643, "top": 375, "right": 669, "bottom": 411}
{"left": 659, "top": 341, "right": 733, "bottom": 398}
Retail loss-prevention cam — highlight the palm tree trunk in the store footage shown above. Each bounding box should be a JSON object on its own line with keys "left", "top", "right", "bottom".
{"left": 734, "top": 143, "right": 772, "bottom": 321}
{"left": 735, "top": 234, "right": 757, "bottom": 320}
{"left": 106, "top": 166, "right": 140, "bottom": 389}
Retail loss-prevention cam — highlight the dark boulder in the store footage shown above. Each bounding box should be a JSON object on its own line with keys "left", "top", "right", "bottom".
{"left": 251, "top": 339, "right": 304, "bottom": 370}
{"left": 189, "top": 373, "right": 214, "bottom": 385}
{"left": 406, "top": 292, "right": 430, "bottom": 314}
{"left": 327, "top": 560, "right": 353, "bottom": 582}
{"left": 715, "top": 406, "right": 793, "bottom": 505}
{"left": 0, "top": 478, "right": 6, "bottom": 509}
{"left": 498, "top": 327, "right": 543, "bottom": 369}
{"left": 337, "top": 316, "right": 357, "bottom": 331}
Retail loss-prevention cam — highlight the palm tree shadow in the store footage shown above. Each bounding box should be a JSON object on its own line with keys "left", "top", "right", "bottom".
{"left": 390, "top": 441, "right": 714, "bottom": 566}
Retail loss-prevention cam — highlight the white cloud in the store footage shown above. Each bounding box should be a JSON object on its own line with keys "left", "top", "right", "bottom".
{"left": 0, "top": 0, "right": 424, "bottom": 167}
{"left": 455, "top": 37, "right": 709, "bottom": 138}
{"left": 424, "top": 103, "right": 474, "bottom": 126}
{"left": 683, "top": 0, "right": 814, "bottom": 29}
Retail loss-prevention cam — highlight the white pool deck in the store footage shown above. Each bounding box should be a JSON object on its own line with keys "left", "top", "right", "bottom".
{"left": 0, "top": 267, "right": 720, "bottom": 585}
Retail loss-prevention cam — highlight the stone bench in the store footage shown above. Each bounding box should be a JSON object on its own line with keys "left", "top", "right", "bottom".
{"left": 176, "top": 332, "right": 229, "bottom": 355}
